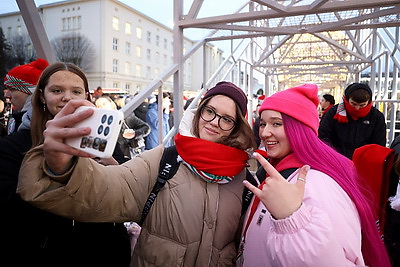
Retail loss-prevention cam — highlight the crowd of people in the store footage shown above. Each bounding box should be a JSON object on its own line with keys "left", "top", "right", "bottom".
{"left": 1, "top": 58, "right": 400, "bottom": 266}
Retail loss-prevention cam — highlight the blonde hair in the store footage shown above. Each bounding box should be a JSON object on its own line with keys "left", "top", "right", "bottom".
{"left": 95, "top": 96, "right": 117, "bottom": 110}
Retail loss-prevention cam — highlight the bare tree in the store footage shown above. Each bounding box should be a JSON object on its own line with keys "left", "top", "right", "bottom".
{"left": 52, "top": 32, "right": 95, "bottom": 71}
{"left": 8, "top": 33, "right": 36, "bottom": 66}
{"left": 0, "top": 28, "right": 12, "bottom": 84}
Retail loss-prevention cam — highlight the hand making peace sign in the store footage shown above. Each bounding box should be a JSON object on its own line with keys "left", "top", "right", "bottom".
{"left": 243, "top": 152, "right": 310, "bottom": 219}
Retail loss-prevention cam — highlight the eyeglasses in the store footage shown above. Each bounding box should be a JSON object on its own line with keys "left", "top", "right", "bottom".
{"left": 200, "top": 106, "right": 236, "bottom": 131}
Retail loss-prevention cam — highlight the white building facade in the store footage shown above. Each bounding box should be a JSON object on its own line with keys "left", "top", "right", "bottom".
{"left": 0, "top": 0, "right": 225, "bottom": 95}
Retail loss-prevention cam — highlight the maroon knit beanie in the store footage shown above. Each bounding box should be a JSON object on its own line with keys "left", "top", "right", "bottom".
{"left": 202, "top": 81, "right": 247, "bottom": 116}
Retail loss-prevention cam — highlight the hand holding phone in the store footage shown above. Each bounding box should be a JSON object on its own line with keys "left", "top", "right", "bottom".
{"left": 66, "top": 106, "right": 124, "bottom": 158}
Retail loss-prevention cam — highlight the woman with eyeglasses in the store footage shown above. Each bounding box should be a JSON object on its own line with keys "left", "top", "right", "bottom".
{"left": 17, "top": 81, "right": 257, "bottom": 266}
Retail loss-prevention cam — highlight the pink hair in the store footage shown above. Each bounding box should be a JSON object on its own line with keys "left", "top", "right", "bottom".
{"left": 282, "top": 113, "right": 390, "bottom": 267}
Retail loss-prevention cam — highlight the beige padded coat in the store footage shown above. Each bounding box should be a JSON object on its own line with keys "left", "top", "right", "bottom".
{"left": 17, "top": 144, "right": 246, "bottom": 266}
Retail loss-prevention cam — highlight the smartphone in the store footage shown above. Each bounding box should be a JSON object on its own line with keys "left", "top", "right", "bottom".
{"left": 66, "top": 106, "right": 124, "bottom": 158}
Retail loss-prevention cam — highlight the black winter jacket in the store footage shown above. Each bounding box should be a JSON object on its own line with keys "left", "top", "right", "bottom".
{"left": 0, "top": 130, "right": 131, "bottom": 267}
{"left": 318, "top": 104, "right": 386, "bottom": 159}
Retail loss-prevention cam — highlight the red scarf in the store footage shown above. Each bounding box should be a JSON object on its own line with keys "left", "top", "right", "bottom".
{"left": 242, "top": 153, "right": 303, "bottom": 239}
{"left": 344, "top": 98, "right": 372, "bottom": 120}
{"left": 334, "top": 96, "right": 372, "bottom": 123}
{"left": 322, "top": 104, "right": 333, "bottom": 116}
{"left": 174, "top": 133, "right": 249, "bottom": 176}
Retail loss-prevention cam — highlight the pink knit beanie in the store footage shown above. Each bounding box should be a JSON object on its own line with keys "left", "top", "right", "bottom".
{"left": 258, "top": 84, "right": 320, "bottom": 134}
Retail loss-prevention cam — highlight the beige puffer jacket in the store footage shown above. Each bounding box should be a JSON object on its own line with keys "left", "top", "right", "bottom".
{"left": 18, "top": 143, "right": 246, "bottom": 266}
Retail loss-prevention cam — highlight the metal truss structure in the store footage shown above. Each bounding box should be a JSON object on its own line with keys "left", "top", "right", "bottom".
{"left": 15, "top": 0, "right": 400, "bottom": 144}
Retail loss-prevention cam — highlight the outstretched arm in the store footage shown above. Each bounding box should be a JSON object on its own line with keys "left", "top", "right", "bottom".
{"left": 42, "top": 99, "right": 95, "bottom": 174}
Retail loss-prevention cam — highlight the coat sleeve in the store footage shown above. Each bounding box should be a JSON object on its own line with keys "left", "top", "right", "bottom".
{"left": 265, "top": 171, "right": 364, "bottom": 266}
{"left": 125, "top": 114, "right": 150, "bottom": 139}
{"left": 145, "top": 104, "right": 160, "bottom": 149}
{"left": 370, "top": 109, "right": 387, "bottom": 147}
{"left": 317, "top": 106, "right": 336, "bottom": 147}
{"left": 17, "top": 145, "right": 164, "bottom": 223}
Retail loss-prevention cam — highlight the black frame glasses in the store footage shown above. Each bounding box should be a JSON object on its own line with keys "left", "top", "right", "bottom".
{"left": 200, "top": 106, "right": 236, "bottom": 131}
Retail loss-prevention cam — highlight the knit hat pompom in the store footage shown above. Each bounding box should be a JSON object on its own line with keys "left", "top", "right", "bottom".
{"left": 4, "top": 58, "right": 49, "bottom": 95}
{"left": 202, "top": 81, "right": 247, "bottom": 116}
{"left": 259, "top": 84, "right": 320, "bottom": 134}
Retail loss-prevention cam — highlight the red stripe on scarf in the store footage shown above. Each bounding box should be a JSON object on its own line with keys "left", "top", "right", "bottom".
{"left": 174, "top": 133, "right": 249, "bottom": 176}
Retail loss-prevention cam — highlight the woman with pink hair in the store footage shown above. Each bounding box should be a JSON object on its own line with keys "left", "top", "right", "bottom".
{"left": 238, "top": 84, "right": 390, "bottom": 267}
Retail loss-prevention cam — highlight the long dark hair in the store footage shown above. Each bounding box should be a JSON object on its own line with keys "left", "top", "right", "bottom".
{"left": 31, "top": 62, "right": 91, "bottom": 147}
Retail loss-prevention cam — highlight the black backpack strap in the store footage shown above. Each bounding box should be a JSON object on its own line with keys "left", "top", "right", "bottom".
{"left": 139, "top": 146, "right": 180, "bottom": 226}
{"left": 241, "top": 167, "right": 298, "bottom": 216}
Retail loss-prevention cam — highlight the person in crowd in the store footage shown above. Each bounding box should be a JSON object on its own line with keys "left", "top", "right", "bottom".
{"left": 129, "top": 94, "right": 149, "bottom": 122}
{"left": 319, "top": 93, "right": 335, "bottom": 119}
{"left": 0, "top": 92, "right": 7, "bottom": 138}
{"left": 318, "top": 82, "right": 386, "bottom": 159}
{"left": 95, "top": 95, "right": 118, "bottom": 110}
{"left": 0, "top": 62, "right": 131, "bottom": 267}
{"left": 17, "top": 81, "right": 257, "bottom": 266}
{"left": 0, "top": 88, "right": 12, "bottom": 132}
{"left": 252, "top": 95, "right": 265, "bottom": 149}
{"left": 386, "top": 137, "right": 400, "bottom": 266}
{"left": 119, "top": 112, "right": 150, "bottom": 159}
{"left": 145, "top": 91, "right": 172, "bottom": 149}
{"left": 238, "top": 84, "right": 390, "bottom": 267}
{"left": 92, "top": 85, "right": 103, "bottom": 100}
{"left": 3, "top": 58, "right": 49, "bottom": 134}
{"left": 183, "top": 96, "right": 195, "bottom": 111}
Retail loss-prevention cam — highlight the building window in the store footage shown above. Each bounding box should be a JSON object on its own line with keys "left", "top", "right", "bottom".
{"left": 164, "top": 38, "right": 167, "bottom": 49}
{"left": 146, "top": 49, "right": 151, "bottom": 61}
{"left": 156, "top": 35, "right": 160, "bottom": 46}
{"left": 125, "top": 42, "right": 131, "bottom": 54}
{"left": 62, "top": 16, "right": 81, "bottom": 31}
{"left": 16, "top": 26, "right": 22, "bottom": 36}
{"left": 146, "top": 31, "right": 151, "bottom": 43}
{"left": 77, "top": 16, "right": 81, "bottom": 29}
{"left": 136, "top": 46, "right": 142, "bottom": 58}
{"left": 113, "top": 59, "right": 118, "bottom": 73}
{"left": 146, "top": 66, "right": 151, "bottom": 78}
{"left": 136, "top": 64, "right": 142, "bottom": 77}
{"left": 113, "top": 17, "right": 119, "bottom": 31}
{"left": 163, "top": 54, "right": 167, "bottom": 65}
{"left": 125, "top": 62, "right": 131, "bottom": 75}
{"left": 112, "top": 38, "right": 118, "bottom": 51}
{"left": 7, "top": 27, "right": 11, "bottom": 39}
{"left": 155, "top": 52, "right": 160, "bottom": 63}
{"left": 125, "top": 22, "right": 132, "bottom": 35}
{"left": 136, "top": 27, "right": 142, "bottom": 39}
{"left": 113, "top": 82, "right": 119, "bottom": 88}
{"left": 154, "top": 68, "right": 160, "bottom": 77}
{"left": 61, "top": 35, "right": 84, "bottom": 52}
{"left": 125, "top": 83, "right": 131, "bottom": 93}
